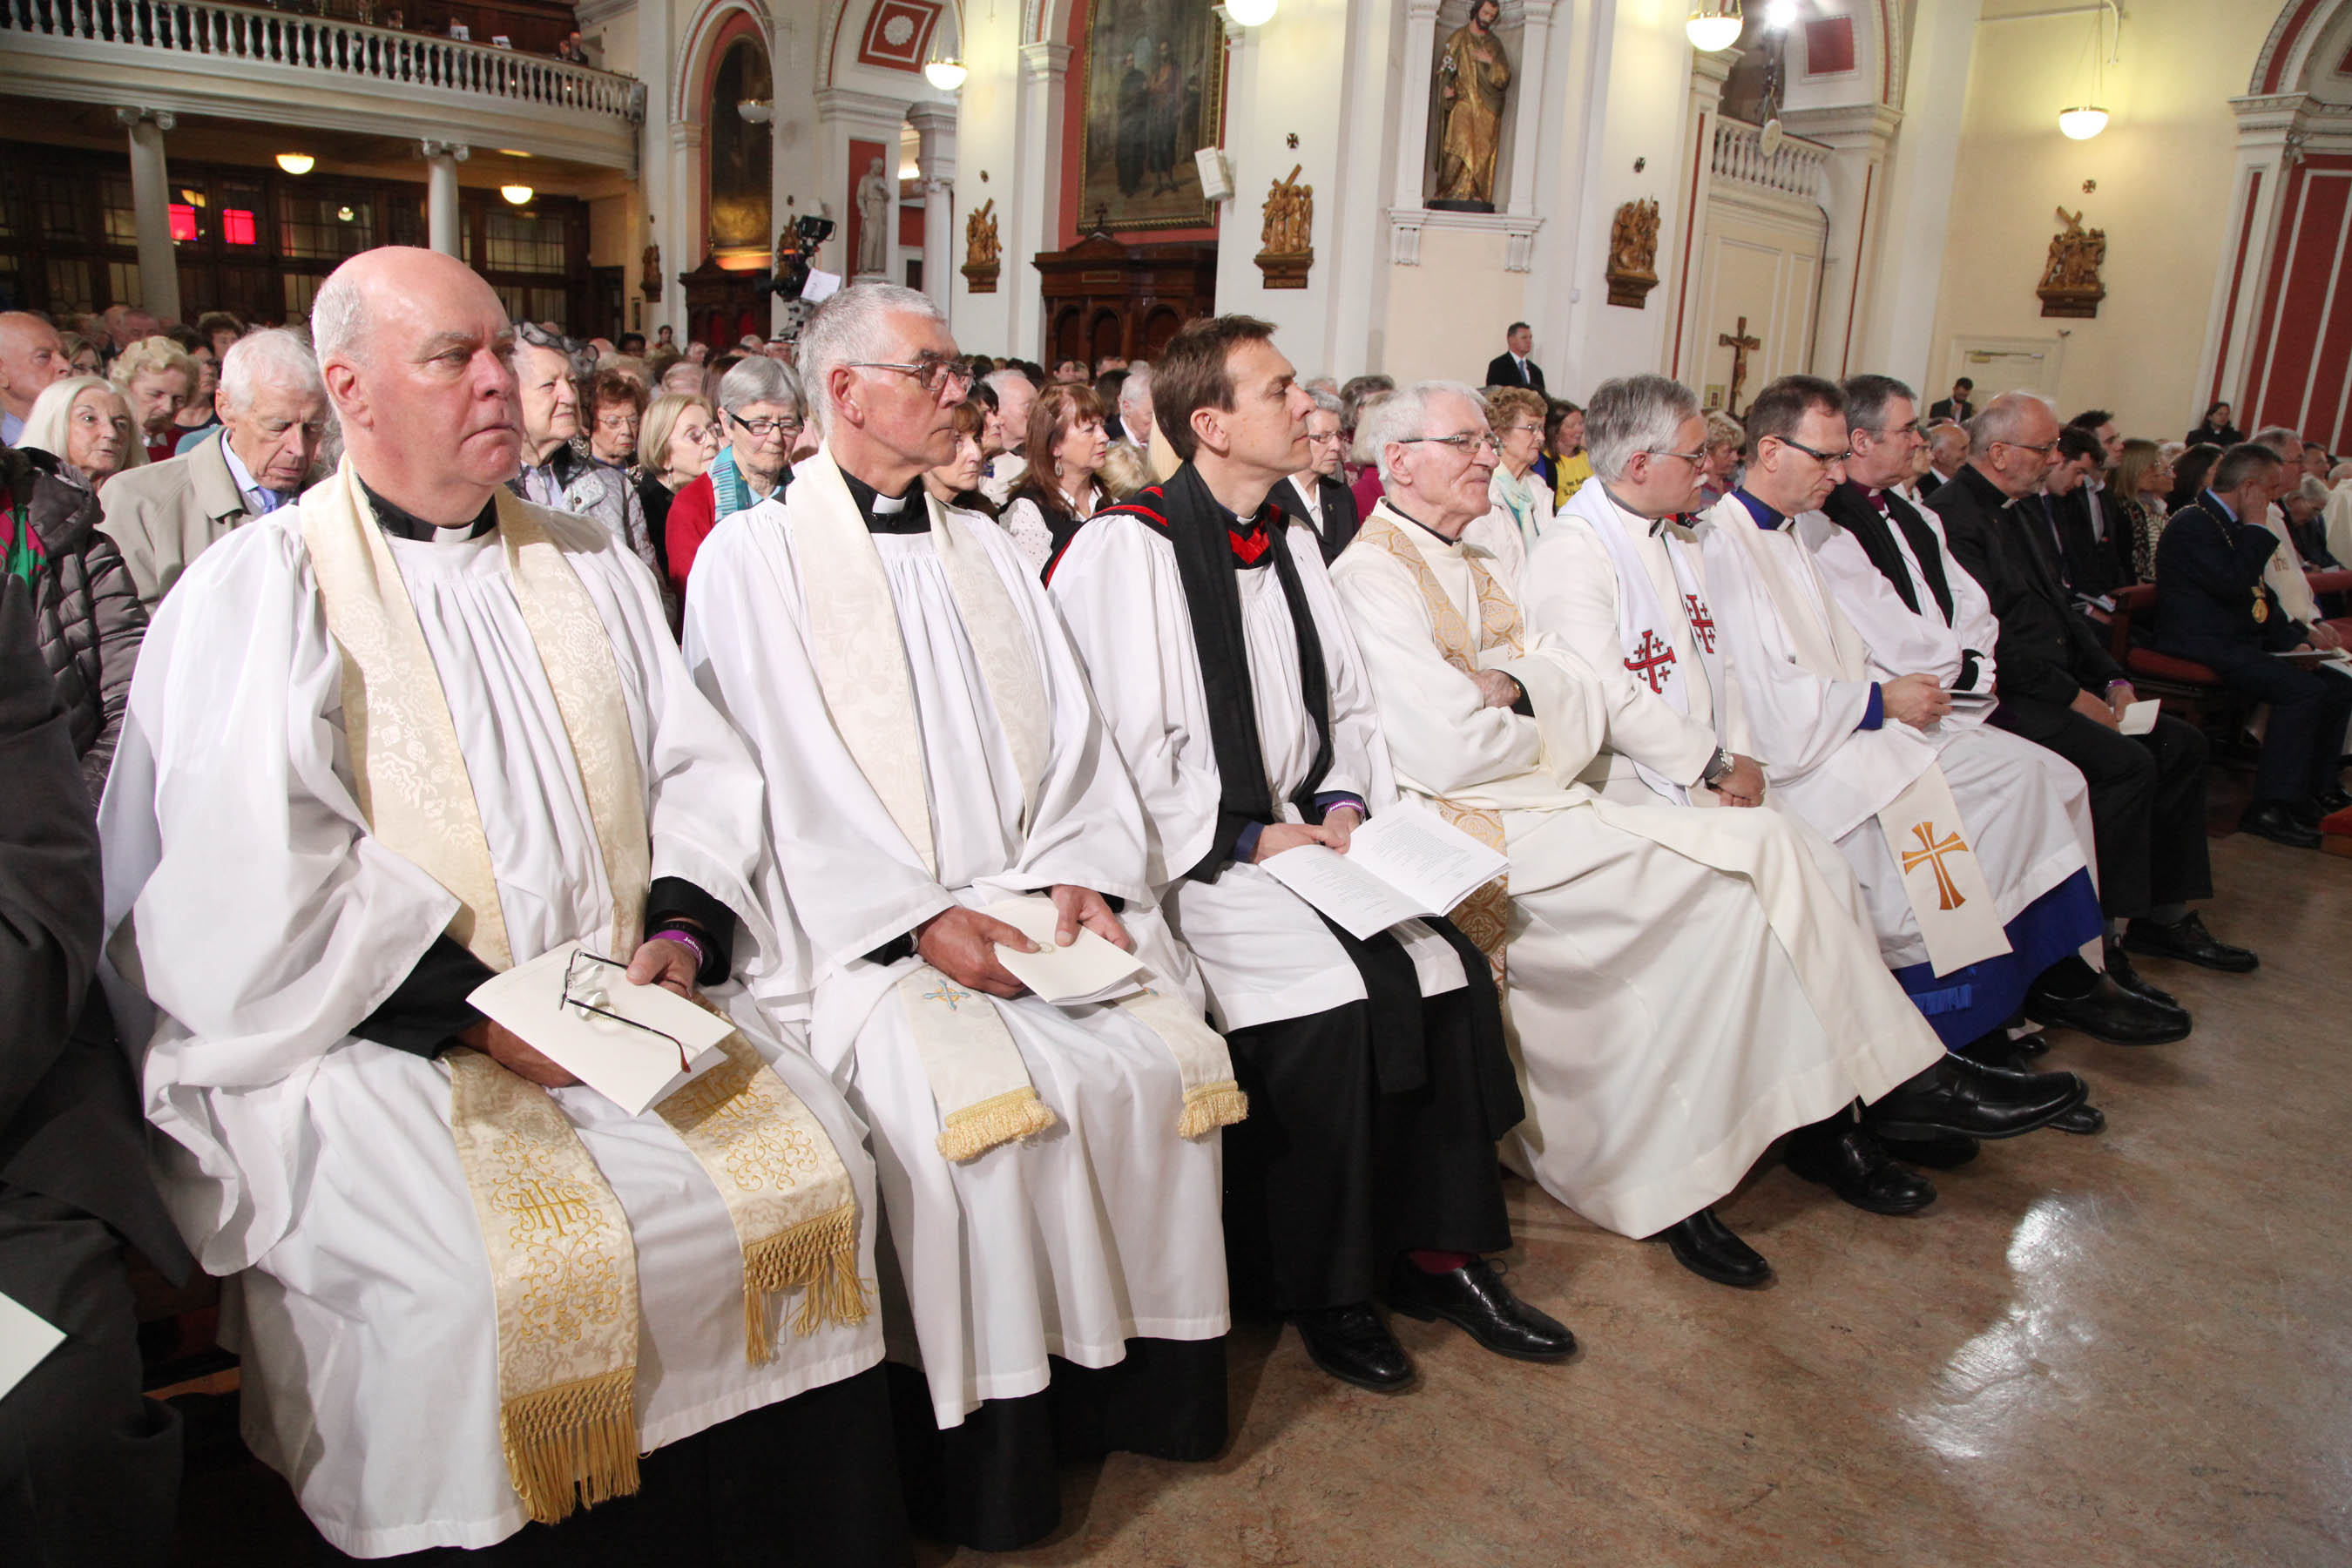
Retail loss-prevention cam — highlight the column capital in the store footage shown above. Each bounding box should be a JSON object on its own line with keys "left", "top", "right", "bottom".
{"left": 669, "top": 119, "right": 705, "bottom": 151}
{"left": 1018, "top": 41, "right": 1073, "bottom": 81}
{"left": 115, "top": 107, "right": 177, "bottom": 131}
{"left": 905, "top": 101, "right": 958, "bottom": 136}
{"left": 417, "top": 139, "right": 472, "bottom": 162}
{"left": 1212, "top": 4, "right": 1247, "bottom": 44}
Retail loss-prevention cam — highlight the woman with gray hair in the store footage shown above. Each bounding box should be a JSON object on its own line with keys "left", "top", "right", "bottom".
{"left": 663, "top": 354, "right": 803, "bottom": 597}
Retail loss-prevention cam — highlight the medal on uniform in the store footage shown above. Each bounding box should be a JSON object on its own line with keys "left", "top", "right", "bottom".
{"left": 2253, "top": 585, "right": 2270, "bottom": 625}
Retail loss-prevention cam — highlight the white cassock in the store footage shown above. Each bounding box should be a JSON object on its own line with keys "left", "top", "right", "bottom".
{"left": 1045, "top": 507, "right": 1467, "bottom": 1030}
{"left": 98, "top": 509, "right": 882, "bottom": 1557}
{"left": 1804, "top": 495, "right": 2002, "bottom": 714}
{"left": 1696, "top": 495, "right": 2095, "bottom": 974}
{"left": 1329, "top": 504, "right": 1943, "bottom": 1239}
{"left": 683, "top": 480, "right": 1227, "bottom": 1430}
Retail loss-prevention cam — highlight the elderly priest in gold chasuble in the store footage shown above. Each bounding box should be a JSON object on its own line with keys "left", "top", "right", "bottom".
{"left": 98, "top": 248, "right": 909, "bottom": 1564}
{"left": 681, "top": 285, "right": 1239, "bottom": 1554}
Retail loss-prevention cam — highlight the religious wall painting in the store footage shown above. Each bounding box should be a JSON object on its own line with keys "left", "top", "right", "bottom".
{"left": 963, "top": 199, "right": 1002, "bottom": 293}
{"left": 706, "top": 37, "right": 773, "bottom": 260}
{"left": 2038, "top": 207, "right": 2105, "bottom": 319}
{"left": 1605, "top": 199, "right": 1660, "bottom": 308}
{"left": 1254, "top": 165, "right": 1313, "bottom": 290}
{"left": 1078, "top": 0, "right": 1226, "bottom": 232}
{"left": 1427, "top": 0, "right": 1511, "bottom": 212}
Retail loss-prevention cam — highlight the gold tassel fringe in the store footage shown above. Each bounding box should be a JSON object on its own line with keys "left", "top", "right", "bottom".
{"left": 497, "top": 1369, "right": 640, "bottom": 1526}
{"left": 739, "top": 1201, "right": 872, "bottom": 1363}
{"left": 934, "top": 1088, "right": 1058, "bottom": 1162}
{"left": 1178, "top": 1080, "right": 1249, "bottom": 1139}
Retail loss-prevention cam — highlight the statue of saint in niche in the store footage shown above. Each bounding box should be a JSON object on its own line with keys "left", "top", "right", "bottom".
{"left": 1431, "top": 0, "right": 1510, "bottom": 212}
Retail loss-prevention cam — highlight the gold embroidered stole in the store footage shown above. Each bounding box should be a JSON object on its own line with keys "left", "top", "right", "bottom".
{"left": 789, "top": 448, "right": 1242, "bottom": 1153}
{"left": 1356, "top": 505, "right": 1521, "bottom": 982}
{"left": 302, "top": 463, "right": 864, "bottom": 1526}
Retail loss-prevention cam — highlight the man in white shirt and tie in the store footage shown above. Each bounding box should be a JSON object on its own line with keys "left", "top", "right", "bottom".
{"left": 98, "top": 329, "right": 329, "bottom": 605}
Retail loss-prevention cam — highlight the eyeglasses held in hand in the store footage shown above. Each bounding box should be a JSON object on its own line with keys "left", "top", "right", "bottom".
{"left": 1396, "top": 431, "right": 1503, "bottom": 455}
{"left": 561, "top": 950, "right": 692, "bottom": 1073}
{"left": 845, "top": 355, "right": 980, "bottom": 395}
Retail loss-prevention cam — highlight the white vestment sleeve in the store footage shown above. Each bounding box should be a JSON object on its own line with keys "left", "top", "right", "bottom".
{"left": 1523, "top": 522, "right": 1721, "bottom": 784}
{"left": 1799, "top": 517, "right": 1966, "bottom": 687}
{"left": 1700, "top": 524, "right": 1878, "bottom": 782}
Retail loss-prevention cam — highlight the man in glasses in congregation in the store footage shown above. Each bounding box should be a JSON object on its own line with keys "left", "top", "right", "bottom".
{"left": 98, "top": 247, "right": 910, "bottom": 1563}
{"left": 683, "top": 285, "right": 1241, "bottom": 1553}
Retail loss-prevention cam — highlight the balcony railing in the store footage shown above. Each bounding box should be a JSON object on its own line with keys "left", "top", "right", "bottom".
{"left": 1712, "top": 118, "right": 1829, "bottom": 202}
{"left": 2, "top": 0, "right": 643, "bottom": 122}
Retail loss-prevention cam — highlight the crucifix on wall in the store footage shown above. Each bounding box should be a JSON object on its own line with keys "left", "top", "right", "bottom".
{"left": 1719, "top": 316, "right": 1761, "bottom": 416}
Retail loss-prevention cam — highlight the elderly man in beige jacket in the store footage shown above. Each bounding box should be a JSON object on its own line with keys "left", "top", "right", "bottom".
{"left": 98, "top": 329, "right": 328, "bottom": 605}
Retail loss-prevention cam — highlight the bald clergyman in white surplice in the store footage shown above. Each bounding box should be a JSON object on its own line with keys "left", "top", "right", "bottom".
{"left": 95, "top": 250, "right": 906, "bottom": 1562}
{"left": 681, "top": 285, "right": 1233, "bottom": 1552}
{"left": 1326, "top": 383, "right": 1957, "bottom": 1261}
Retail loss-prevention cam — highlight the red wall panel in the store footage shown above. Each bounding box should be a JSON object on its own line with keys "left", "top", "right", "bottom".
{"left": 2249, "top": 157, "right": 2352, "bottom": 454}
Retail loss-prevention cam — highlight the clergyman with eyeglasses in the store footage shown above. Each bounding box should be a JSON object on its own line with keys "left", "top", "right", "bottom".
{"left": 663, "top": 353, "right": 807, "bottom": 597}
{"left": 1269, "top": 387, "right": 1362, "bottom": 562}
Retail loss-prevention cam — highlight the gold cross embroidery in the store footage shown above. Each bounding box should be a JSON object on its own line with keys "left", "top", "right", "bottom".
{"left": 1900, "top": 821, "right": 1971, "bottom": 911}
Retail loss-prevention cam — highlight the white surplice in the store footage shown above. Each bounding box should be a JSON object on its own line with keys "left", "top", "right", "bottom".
{"left": 1047, "top": 510, "right": 1465, "bottom": 1031}
{"left": 1696, "top": 496, "right": 2093, "bottom": 970}
{"left": 97, "top": 510, "right": 882, "bottom": 1558}
{"left": 1328, "top": 507, "right": 1944, "bottom": 1239}
{"left": 1802, "top": 498, "right": 2002, "bottom": 714}
{"left": 682, "top": 496, "right": 1227, "bottom": 1429}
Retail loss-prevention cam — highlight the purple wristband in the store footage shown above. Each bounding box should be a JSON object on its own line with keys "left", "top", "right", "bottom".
{"left": 651, "top": 925, "right": 706, "bottom": 970}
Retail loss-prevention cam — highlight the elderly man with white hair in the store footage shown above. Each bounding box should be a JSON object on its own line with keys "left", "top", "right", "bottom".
{"left": 977, "top": 367, "right": 1037, "bottom": 505}
{"left": 683, "top": 283, "right": 1239, "bottom": 1551}
{"left": 1327, "top": 380, "right": 2088, "bottom": 1289}
{"left": 98, "top": 328, "right": 330, "bottom": 606}
{"left": 1113, "top": 361, "right": 1156, "bottom": 450}
{"left": 99, "top": 247, "right": 906, "bottom": 1560}
{"left": 2250, "top": 424, "right": 2343, "bottom": 646}
{"left": 662, "top": 354, "right": 803, "bottom": 598}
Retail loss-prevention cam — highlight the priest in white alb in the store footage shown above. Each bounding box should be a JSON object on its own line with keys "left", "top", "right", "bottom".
{"left": 1049, "top": 316, "right": 1566, "bottom": 1395}
{"left": 1690, "top": 375, "right": 2184, "bottom": 1067}
{"left": 1328, "top": 381, "right": 2087, "bottom": 1290}
{"left": 98, "top": 248, "right": 907, "bottom": 1563}
{"left": 681, "top": 284, "right": 1237, "bottom": 1551}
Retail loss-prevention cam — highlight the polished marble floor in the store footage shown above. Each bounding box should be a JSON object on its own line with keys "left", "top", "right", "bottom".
{"left": 175, "top": 835, "right": 2351, "bottom": 1566}
{"left": 919, "top": 832, "right": 2352, "bottom": 1567}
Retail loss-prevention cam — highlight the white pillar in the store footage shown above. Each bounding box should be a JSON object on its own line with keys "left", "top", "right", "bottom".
{"left": 909, "top": 103, "right": 958, "bottom": 320}
{"left": 1669, "top": 47, "right": 1737, "bottom": 383}
{"left": 1782, "top": 103, "right": 1900, "bottom": 381}
{"left": 1209, "top": 5, "right": 1255, "bottom": 316}
{"left": 419, "top": 140, "right": 470, "bottom": 258}
{"left": 633, "top": 0, "right": 674, "bottom": 338}
{"left": 116, "top": 108, "right": 181, "bottom": 323}
{"left": 1504, "top": 0, "right": 1559, "bottom": 218}
{"left": 1853, "top": 0, "right": 1977, "bottom": 389}
{"left": 1388, "top": 0, "right": 1443, "bottom": 220}
{"left": 1010, "top": 41, "right": 1071, "bottom": 358}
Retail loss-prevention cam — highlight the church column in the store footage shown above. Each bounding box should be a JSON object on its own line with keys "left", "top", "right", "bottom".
{"left": 909, "top": 103, "right": 957, "bottom": 321}
{"left": 115, "top": 108, "right": 181, "bottom": 323}
{"left": 632, "top": 0, "right": 673, "bottom": 337}
{"left": 2195, "top": 98, "right": 2303, "bottom": 419}
{"left": 668, "top": 118, "right": 705, "bottom": 284}
{"left": 1504, "top": 0, "right": 1558, "bottom": 219}
{"left": 1782, "top": 102, "right": 1901, "bottom": 381}
{"left": 1387, "top": 0, "right": 1443, "bottom": 227}
{"left": 1010, "top": 41, "right": 1071, "bottom": 359}
{"left": 418, "top": 140, "right": 470, "bottom": 258}
{"left": 1666, "top": 49, "right": 1735, "bottom": 383}
{"left": 1851, "top": 0, "right": 1977, "bottom": 389}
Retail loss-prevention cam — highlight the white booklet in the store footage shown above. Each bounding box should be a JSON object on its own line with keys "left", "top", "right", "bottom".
{"left": 978, "top": 896, "right": 1147, "bottom": 1004}
{"left": 468, "top": 942, "right": 736, "bottom": 1116}
{"left": 0, "top": 1289, "right": 64, "bottom": 1402}
{"left": 1260, "top": 801, "right": 1510, "bottom": 942}
{"left": 2119, "top": 698, "right": 2161, "bottom": 736}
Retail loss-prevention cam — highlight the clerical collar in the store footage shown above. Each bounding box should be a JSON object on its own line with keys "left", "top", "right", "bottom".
{"left": 840, "top": 468, "right": 929, "bottom": 535}
{"left": 1216, "top": 491, "right": 1280, "bottom": 569}
{"left": 1382, "top": 501, "right": 1461, "bottom": 549}
{"left": 1595, "top": 481, "right": 1681, "bottom": 537}
{"left": 1731, "top": 489, "right": 1788, "bottom": 531}
{"left": 361, "top": 477, "right": 497, "bottom": 542}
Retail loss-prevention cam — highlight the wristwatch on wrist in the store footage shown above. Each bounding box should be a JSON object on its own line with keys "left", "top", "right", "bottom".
{"left": 1700, "top": 747, "right": 1734, "bottom": 785}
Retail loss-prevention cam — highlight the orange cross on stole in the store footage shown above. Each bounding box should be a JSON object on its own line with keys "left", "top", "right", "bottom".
{"left": 1900, "top": 821, "right": 1971, "bottom": 911}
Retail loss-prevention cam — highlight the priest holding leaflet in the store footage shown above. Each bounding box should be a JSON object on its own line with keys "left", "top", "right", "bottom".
{"left": 1328, "top": 381, "right": 2086, "bottom": 1289}
{"left": 1691, "top": 375, "right": 2183, "bottom": 1066}
{"left": 1048, "top": 317, "right": 1566, "bottom": 1394}
{"left": 681, "top": 284, "right": 1239, "bottom": 1551}
{"left": 98, "top": 248, "right": 909, "bottom": 1562}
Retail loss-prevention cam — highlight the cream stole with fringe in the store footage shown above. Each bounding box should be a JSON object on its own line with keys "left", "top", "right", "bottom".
{"left": 788, "top": 448, "right": 1244, "bottom": 1159}
{"left": 304, "top": 463, "right": 866, "bottom": 1527}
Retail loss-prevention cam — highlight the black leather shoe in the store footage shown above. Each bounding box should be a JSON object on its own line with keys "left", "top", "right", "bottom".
{"left": 1647, "top": 1209, "right": 1771, "bottom": 1288}
{"left": 1385, "top": 1258, "right": 1575, "bottom": 1362}
{"left": 1292, "top": 1304, "right": 1414, "bottom": 1392}
{"left": 1784, "top": 1123, "right": 1936, "bottom": 1215}
{"left": 1958, "top": 1031, "right": 2036, "bottom": 1074}
{"left": 2009, "top": 1029, "right": 2051, "bottom": 1058}
{"left": 1876, "top": 1130, "right": 1980, "bottom": 1169}
{"left": 2024, "top": 971, "right": 2192, "bottom": 1045}
{"left": 2124, "top": 911, "right": 2260, "bottom": 973}
{"left": 1865, "top": 1054, "right": 2087, "bottom": 1141}
{"left": 2240, "top": 800, "right": 2322, "bottom": 848}
{"left": 2051, "top": 1102, "right": 2105, "bottom": 1135}
{"left": 2103, "top": 941, "right": 2182, "bottom": 1012}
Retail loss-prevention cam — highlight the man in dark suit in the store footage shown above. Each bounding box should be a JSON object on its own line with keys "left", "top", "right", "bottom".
{"left": 0, "top": 568, "right": 192, "bottom": 1565}
{"left": 2152, "top": 442, "right": 2352, "bottom": 848}
{"left": 2041, "top": 424, "right": 2123, "bottom": 600}
{"left": 1927, "top": 376, "right": 1975, "bottom": 423}
{"left": 1271, "top": 389, "right": 1361, "bottom": 561}
{"left": 1482, "top": 322, "right": 1544, "bottom": 392}
{"left": 1932, "top": 392, "right": 2257, "bottom": 974}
